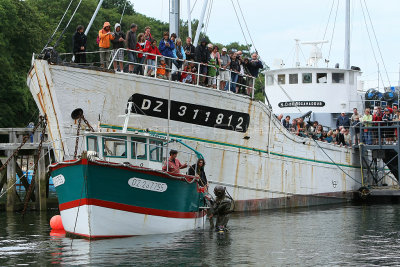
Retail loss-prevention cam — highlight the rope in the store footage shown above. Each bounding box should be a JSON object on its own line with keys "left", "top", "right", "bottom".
{"left": 362, "top": 0, "right": 391, "bottom": 87}
{"left": 235, "top": 0, "right": 258, "bottom": 53}
{"left": 203, "top": 0, "right": 213, "bottom": 35}
{"left": 190, "top": 0, "right": 198, "bottom": 14}
{"left": 54, "top": 0, "right": 83, "bottom": 49}
{"left": 359, "top": 0, "right": 385, "bottom": 88}
{"left": 230, "top": 0, "right": 251, "bottom": 53}
{"left": 41, "top": 0, "right": 75, "bottom": 52}
{"left": 311, "top": 138, "right": 361, "bottom": 184}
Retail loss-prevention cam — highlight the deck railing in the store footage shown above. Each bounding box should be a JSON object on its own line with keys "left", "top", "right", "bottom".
{"left": 55, "top": 49, "right": 257, "bottom": 99}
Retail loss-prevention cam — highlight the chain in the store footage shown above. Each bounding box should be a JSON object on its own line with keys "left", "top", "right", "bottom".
{"left": 82, "top": 115, "right": 94, "bottom": 132}
{"left": 22, "top": 116, "right": 47, "bottom": 216}
{"left": 74, "top": 116, "right": 82, "bottom": 159}
{"left": 0, "top": 116, "right": 45, "bottom": 173}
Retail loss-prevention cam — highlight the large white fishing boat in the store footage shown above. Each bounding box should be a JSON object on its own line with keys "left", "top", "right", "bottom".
{"left": 27, "top": 0, "right": 373, "bottom": 212}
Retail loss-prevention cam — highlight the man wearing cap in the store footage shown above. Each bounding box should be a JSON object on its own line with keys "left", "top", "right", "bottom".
{"left": 195, "top": 39, "right": 210, "bottom": 86}
{"left": 126, "top": 23, "right": 138, "bottom": 73}
{"left": 162, "top": 150, "right": 188, "bottom": 174}
{"left": 98, "top": 22, "right": 115, "bottom": 68}
{"left": 336, "top": 111, "right": 350, "bottom": 129}
{"left": 219, "top": 48, "right": 231, "bottom": 90}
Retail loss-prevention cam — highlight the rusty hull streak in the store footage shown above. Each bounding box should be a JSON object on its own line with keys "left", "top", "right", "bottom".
{"left": 33, "top": 63, "right": 56, "bottom": 147}
{"left": 233, "top": 149, "right": 241, "bottom": 198}
{"left": 43, "top": 69, "right": 65, "bottom": 153}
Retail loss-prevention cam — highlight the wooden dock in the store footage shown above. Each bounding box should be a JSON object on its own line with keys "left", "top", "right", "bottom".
{"left": 0, "top": 128, "right": 57, "bottom": 212}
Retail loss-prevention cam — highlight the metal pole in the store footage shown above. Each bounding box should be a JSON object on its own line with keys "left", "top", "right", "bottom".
{"left": 295, "top": 39, "right": 300, "bottom": 67}
{"left": 344, "top": 0, "right": 350, "bottom": 69}
{"left": 169, "top": 0, "right": 180, "bottom": 37}
{"left": 193, "top": 0, "right": 209, "bottom": 47}
{"left": 85, "top": 0, "right": 104, "bottom": 35}
{"left": 166, "top": 74, "right": 172, "bottom": 172}
{"left": 187, "top": 0, "right": 192, "bottom": 39}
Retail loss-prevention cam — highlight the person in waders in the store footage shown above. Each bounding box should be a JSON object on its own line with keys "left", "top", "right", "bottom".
{"left": 207, "top": 186, "right": 234, "bottom": 232}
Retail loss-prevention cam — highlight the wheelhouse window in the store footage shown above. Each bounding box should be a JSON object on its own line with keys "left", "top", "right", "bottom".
{"left": 332, "top": 73, "right": 345, "bottom": 83}
{"left": 132, "top": 137, "right": 147, "bottom": 160}
{"left": 317, "top": 73, "right": 327, "bottom": 83}
{"left": 87, "top": 136, "right": 98, "bottom": 152}
{"left": 149, "top": 140, "right": 163, "bottom": 162}
{"left": 289, "top": 74, "right": 298, "bottom": 84}
{"left": 277, "top": 74, "right": 285, "bottom": 84}
{"left": 266, "top": 75, "right": 274, "bottom": 86}
{"left": 302, "top": 73, "right": 312, "bottom": 83}
{"left": 103, "top": 136, "right": 127, "bottom": 158}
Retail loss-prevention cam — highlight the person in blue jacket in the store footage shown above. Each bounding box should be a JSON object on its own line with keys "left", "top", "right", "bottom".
{"left": 336, "top": 112, "right": 350, "bottom": 129}
{"left": 159, "top": 31, "right": 175, "bottom": 78}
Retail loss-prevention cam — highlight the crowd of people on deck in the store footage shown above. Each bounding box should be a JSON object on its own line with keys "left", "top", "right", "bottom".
{"left": 278, "top": 105, "right": 400, "bottom": 147}
{"left": 72, "top": 22, "right": 264, "bottom": 95}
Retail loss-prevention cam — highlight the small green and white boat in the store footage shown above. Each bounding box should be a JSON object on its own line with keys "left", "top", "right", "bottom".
{"left": 49, "top": 130, "right": 207, "bottom": 239}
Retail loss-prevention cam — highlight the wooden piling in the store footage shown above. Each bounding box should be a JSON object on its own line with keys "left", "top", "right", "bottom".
{"left": 35, "top": 148, "right": 47, "bottom": 210}
{"left": 6, "top": 150, "right": 16, "bottom": 212}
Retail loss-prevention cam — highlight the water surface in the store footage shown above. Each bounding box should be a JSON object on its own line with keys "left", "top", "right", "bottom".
{"left": 1, "top": 204, "right": 400, "bottom": 266}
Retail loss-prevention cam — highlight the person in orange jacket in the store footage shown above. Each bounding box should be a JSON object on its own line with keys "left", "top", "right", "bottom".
{"left": 98, "top": 21, "right": 115, "bottom": 68}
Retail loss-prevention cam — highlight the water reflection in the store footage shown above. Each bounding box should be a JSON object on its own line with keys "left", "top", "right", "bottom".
{"left": 2, "top": 205, "right": 400, "bottom": 266}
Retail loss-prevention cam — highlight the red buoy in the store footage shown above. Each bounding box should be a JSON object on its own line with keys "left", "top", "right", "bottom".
{"left": 50, "top": 215, "right": 64, "bottom": 231}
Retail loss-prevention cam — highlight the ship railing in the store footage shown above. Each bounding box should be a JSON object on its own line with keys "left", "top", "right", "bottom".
{"left": 53, "top": 49, "right": 256, "bottom": 98}
{"left": 359, "top": 121, "right": 400, "bottom": 146}
{"left": 108, "top": 48, "right": 256, "bottom": 98}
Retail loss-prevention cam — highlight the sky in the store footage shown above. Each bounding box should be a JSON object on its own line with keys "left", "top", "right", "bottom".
{"left": 131, "top": 0, "right": 400, "bottom": 91}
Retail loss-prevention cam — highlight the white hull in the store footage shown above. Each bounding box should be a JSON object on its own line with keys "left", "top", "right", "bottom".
{"left": 28, "top": 60, "right": 364, "bottom": 210}
{"left": 61, "top": 205, "right": 204, "bottom": 238}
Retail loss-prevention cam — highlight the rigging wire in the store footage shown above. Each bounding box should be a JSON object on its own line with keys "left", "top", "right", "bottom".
{"left": 190, "top": 0, "right": 198, "bottom": 14}
{"left": 321, "top": 0, "right": 335, "bottom": 50}
{"left": 54, "top": 0, "right": 83, "bottom": 49}
{"left": 327, "top": 0, "right": 339, "bottom": 62}
{"left": 203, "top": 0, "right": 213, "bottom": 35}
{"left": 235, "top": 0, "right": 258, "bottom": 53}
{"left": 363, "top": 0, "right": 391, "bottom": 87}
{"left": 41, "top": 0, "right": 75, "bottom": 52}
{"left": 359, "top": 0, "right": 385, "bottom": 88}
{"left": 230, "top": 0, "right": 251, "bottom": 52}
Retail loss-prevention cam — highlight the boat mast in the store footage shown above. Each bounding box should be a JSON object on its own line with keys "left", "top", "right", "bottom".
{"left": 169, "top": 0, "right": 180, "bottom": 37}
{"left": 193, "top": 0, "right": 209, "bottom": 47}
{"left": 85, "top": 0, "right": 104, "bottom": 35}
{"left": 187, "top": 0, "right": 192, "bottom": 38}
{"left": 344, "top": 0, "right": 350, "bottom": 69}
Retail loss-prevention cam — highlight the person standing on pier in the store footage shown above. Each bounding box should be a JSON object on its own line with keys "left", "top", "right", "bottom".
{"left": 361, "top": 108, "right": 373, "bottom": 145}
{"left": 336, "top": 111, "right": 350, "bottom": 129}
{"left": 73, "top": 25, "right": 87, "bottom": 64}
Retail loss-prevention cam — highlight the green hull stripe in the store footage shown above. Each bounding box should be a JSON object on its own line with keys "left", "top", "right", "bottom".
{"left": 100, "top": 123, "right": 360, "bottom": 169}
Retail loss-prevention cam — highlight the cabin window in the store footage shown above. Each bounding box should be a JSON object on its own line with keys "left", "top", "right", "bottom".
{"left": 277, "top": 74, "right": 285, "bottom": 84}
{"left": 131, "top": 137, "right": 147, "bottom": 160}
{"left": 289, "top": 74, "right": 298, "bottom": 84}
{"left": 149, "top": 140, "right": 164, "bottom": 162}
{"left": 317, "top": 73, "right": 327, "bottom": 83}
{"left": 266, "top": 75, "right": 274, "bottom": 86}
{"left": 302, "top": 73, "right": 312, "bottom": 83}
{"left": 103, "top": 136, "right": 127, "bottom": 158}
{"left": 87, "top": 136, "right": 98, "bottom": 152}
{"left": 332, "top": 73, "right": 345, "bottom": 83}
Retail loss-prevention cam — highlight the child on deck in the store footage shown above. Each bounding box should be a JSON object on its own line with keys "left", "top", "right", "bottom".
{"left": 143, "top": 39, "right": 161, "bottom": 76}
{"left": 156, "top": 57, "right": 167, "bottom": 80}
{"left": 207, "top": 58, "right": 218, "bottom": 89}
{"left": 181, "top": 64, "right": 195, "bottom": 84}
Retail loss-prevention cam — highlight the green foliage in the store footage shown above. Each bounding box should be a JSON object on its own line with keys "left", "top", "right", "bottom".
{"left": 0, "top": 0, "right": 257, "bottom": 127}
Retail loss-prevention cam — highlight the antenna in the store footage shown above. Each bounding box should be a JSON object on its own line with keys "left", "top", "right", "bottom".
{"left": 295, "top": 39, "right": 300, "bottom": 67}
{"left": 301, "top": 40, "right": 329, "bottom": 67}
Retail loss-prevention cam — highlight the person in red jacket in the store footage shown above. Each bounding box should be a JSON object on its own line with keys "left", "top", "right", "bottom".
{"left": 372, "top": 106, "right": 383, "bottom": 144}
{"left": 135, "top": 33, "right": 150, "bottom": 75}
{"left": 143, "top": 39, "right": 161, "bottom": 76}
